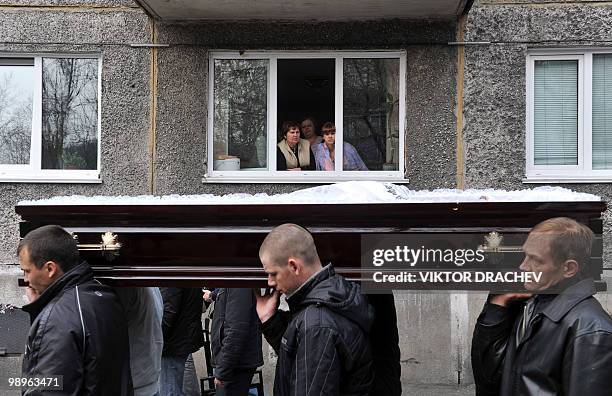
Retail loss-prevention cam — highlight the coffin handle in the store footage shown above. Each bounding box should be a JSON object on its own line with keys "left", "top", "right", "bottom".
{"left": 478, "top": 231, "right": 523, "bottom": 253}
{"left": 72, "top": 232, "right": 122, "bottom": 257}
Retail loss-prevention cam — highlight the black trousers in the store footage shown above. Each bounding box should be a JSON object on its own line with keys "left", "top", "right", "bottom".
{"left": 215, "top": 367, "right": 256, "bottom": 396}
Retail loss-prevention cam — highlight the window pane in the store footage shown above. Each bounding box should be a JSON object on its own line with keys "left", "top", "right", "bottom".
{"left": 593, "top": 54, "right": 612, "bottom": 170}
{"left": 42, "top": 58, "right": 98, "bottom": 170}
{"left": 213, "top": 59, "right": 268, "bottom": 171}
{"left": 343, "top": 58, "right": 399, "bottom": 171}
{"left": 0, "top": 63, "right": 34, "bottom": 164}
{"left": 533, "top": 60, "right": 578, "bottom": 165}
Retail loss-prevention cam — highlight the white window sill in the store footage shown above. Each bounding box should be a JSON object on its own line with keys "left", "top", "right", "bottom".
{"left": 0, "top": 175, "right": 102, "bottom": 184}
{"left": 523, "top": 176, "right": 612, "bottom": 184}
{"left": 203, "top": 174, "right": 409, "bottom": 184}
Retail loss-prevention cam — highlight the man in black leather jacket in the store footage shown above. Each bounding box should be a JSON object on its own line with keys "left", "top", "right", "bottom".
{"left": 471, "top": 217, "right": 612, "bottom": 396}
{"left": 20, "top": 225, "right": 133, "bottom": 395}
{"left": 256, "top": 223, "right": 374, "bottom": 396}
{"left": 210, "top": 288, "right": 263, "bottom": 395}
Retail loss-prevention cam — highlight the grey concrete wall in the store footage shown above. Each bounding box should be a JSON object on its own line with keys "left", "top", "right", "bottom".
{"left": 0, "top": 0, "right": 137, "bottom": 6}
{"left": 8, "top": 1, "right": 612, "bottom": 393}
{"left": 1, "top": 10, "right": 464, "bottom": 393}
{"left": 464, "top": 2, "right": 612, "bottom": 266}
{"left": 153, "top": 19, "right": 458, "bottom": 195}
{"left": 151, "top": 20, "right": 463, "bottom": 391}
{"left": 461, "top": 2, "right": 612, "bottom": 384}
{"left": 0, "top": 14, "right": 460, "bottom": 254}
{"left": 478, "top": 0, "right": 610, "bottom": 5}
{"left": 0, "top": 3, "right": 150, "bottom": 387}
{"left": 0, "top": 4, "right": 151, "bottom": 265}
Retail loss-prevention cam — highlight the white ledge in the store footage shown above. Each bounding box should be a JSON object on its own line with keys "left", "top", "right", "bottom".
{"left": 17, "top": 182, "right": 602, "bottom": 206}
{"left": 202, "top": 176, "right": 410, "bottom": 184}
{"left": 0, "top": 177, "right": 102, "bottom": 184}
{"left": 523, "top": 177, "right": 612, "bottom": 184}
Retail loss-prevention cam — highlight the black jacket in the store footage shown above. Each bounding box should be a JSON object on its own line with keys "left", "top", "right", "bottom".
{"left": 368, "top": 293, "right": 402, "bottom": 396}
{"left": 471, "top": 278, "right": 612, "bottom": 396}
{"left": 210, "top": 288, "right": 263, "bottom": 381}
{"left": 160, "top": 288, "right": 205, "bottom": 357}
{"left": 261, "top": 264, "right": 374, "bottom": 396}
{"left": 21, "top": 262, "right": 133, "bottom": 396}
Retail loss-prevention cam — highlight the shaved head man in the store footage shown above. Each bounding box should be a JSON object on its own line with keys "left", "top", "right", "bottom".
{"left": 256, "top": 224, "right": 374, "bottom": 396}
{"left": 258, "top": 223, "right": 322, "bottom": 296}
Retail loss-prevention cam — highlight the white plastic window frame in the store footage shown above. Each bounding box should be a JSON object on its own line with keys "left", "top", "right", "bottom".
{"left": 525, "top": 49, "right": 612, "bottom": 183}
{"left": 0, "top": 54, "right": 102, "bottom": 183}
{"left": 205, "top": 51, "right": 407, "bottom": 183}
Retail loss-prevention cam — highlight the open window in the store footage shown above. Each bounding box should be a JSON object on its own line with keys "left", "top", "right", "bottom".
{"left": 207, "top": 51, "right": 406, "bottom": 182}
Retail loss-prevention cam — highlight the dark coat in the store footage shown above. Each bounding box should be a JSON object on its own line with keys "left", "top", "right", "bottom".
{"left": 261, "top": 264, "right": 374, "bottom": 396}
{"left": 21, "top": 262, "right": 133, "bottom": 396}
{"left": 210, "top": 288, "right": 263, "bottom": 381}
{"left": 368, "top": 293, "right": 402, "bottom": 396}
{"left": 160, "top": 288, "right": 205, "bottom": 357}
{"left": 471, "top": 278, "right": 612, "bottom": 396}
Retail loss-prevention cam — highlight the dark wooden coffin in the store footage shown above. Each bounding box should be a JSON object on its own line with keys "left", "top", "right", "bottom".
{"left": 15, "top": 200, "right": 607, "bottom": 290}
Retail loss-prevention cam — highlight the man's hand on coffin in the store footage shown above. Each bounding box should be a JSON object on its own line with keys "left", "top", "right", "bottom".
{"left": 489, "top": 293, "right": 532, "bottom": 307}
{"left": 254, "top": 288, "right": 280, "bottom": 324}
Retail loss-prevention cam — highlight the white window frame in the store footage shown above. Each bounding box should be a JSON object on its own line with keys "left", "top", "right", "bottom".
{"left": 205, "top": 51, "right": 407, "bottom": 183}
{"left": 0, "top": 53, "right": 102, "bottom": 183}
{"left": 525, "top": 49, "right": 612, "bottom": 183}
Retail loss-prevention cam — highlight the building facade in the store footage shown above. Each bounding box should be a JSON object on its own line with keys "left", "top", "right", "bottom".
{"left": 0, "top": 0, "right": 610, "bottom": 392}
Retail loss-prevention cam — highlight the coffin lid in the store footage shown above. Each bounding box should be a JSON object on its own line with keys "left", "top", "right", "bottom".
{"left": 14, "top": 183, "right": 606, "bottom": 289}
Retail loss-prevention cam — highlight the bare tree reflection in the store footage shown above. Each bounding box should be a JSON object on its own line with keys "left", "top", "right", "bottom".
{"left": 42, "top": 58, "right": 98, "bottom": 170}
{"left": 0, "top": 70, "right": 33, "bottom": 164}
{"left": 213, "top": 60, "right": 267, "bottom": 169}
{"left": 344, "top": 59, "right": 399, "bottom": 171}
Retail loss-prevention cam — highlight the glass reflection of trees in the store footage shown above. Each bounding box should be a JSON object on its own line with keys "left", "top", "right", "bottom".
{"left": 213, "top": 59, "right": 268, "bottom": 170}
{"left": 0, "top": 67, "right": 33, "bottom": 165}
{"left": 42, "top": 58, "right": 98, "bottom": 170}
{"left": 343, "top": 59, "right": 399, "bottom": 171}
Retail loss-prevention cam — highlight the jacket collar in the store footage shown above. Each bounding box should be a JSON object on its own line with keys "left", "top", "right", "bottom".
{"left": 22, "top": 261, "right": 93, "bottom": 321}
{"left": 540, "top": 278, "right": 596, "bottom": 323}
{"left": 286, "top": 263, "right": 334, "bottom": 311}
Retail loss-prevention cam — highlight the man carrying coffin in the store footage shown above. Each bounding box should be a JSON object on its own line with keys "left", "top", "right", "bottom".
{"left": 255, "top": 223, "right": 374, "bottom": 396}
{"left": 471, "top": 217, "right": 612, "bottom": 396}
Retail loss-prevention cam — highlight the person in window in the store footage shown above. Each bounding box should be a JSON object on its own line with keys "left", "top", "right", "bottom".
{"left": 300, "top": 116, "right": 323, "bottom": 147}
{"left": 277, "top": 121, "right": 315, "bottom": 171}
{"left": 313, "top": 122, "right": 368, "bottom": 171}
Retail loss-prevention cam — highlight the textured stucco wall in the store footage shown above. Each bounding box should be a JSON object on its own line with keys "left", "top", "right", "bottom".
{"left": 479, "top": 0, "right": 610, "bottom": 5}
{"left": 151, "top": 20, "right": 461, "bottom": 390}
{"left": 464, "top": 3, "right": 612, "bottom": 266}
{"left": 0, "top": 4, "right": 150, "bottom": 265}
{"left": 0, "top": 0, "right": 136, "bottom": 6}
{"left": 0, "top": 16, "right": 459, "bottom": 255}
{"left": 153, "top": 19, "right": 458, "bottom": 195}
{"left": 3, "top": 1, "right": 611, "bottom": 391}
{"left": 0, "top": 4, "right": 466, "bottom": 391}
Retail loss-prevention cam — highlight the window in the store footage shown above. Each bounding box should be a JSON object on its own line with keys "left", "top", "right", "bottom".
{"left": 0, "top": 55, "right": 101, "bottom": 182}
{"left": 207, "top": 52, "right": 406, "bottom": 182}
{"left": 526, "top": 50, "right": 612, "bottom": 182}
